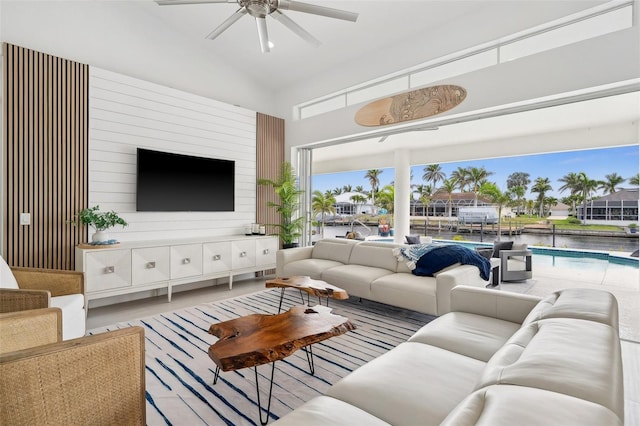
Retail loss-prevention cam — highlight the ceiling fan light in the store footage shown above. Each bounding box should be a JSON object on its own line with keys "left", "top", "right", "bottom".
{"left": 268, "top": 41, "right": 275, "bottom": 48}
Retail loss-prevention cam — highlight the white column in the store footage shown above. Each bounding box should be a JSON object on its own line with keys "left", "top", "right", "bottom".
{"left": 393, "top": 149, "right": 411, "bottom": 244}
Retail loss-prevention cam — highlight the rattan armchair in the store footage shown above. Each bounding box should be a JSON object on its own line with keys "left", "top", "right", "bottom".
{"left": 1, "top": 257, "right": 86, "bottom": 339}
{"left": 0, "top": 308, "right": 146, "bottom": 425}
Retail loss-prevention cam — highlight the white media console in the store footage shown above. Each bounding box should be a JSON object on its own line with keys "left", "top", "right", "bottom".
{"left": 75, "top": 235, "right": 278, "bottom": 302}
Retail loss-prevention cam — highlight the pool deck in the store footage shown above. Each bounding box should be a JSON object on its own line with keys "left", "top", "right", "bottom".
{"left": 499, "top": 260, "right": 640, "bottom": 342}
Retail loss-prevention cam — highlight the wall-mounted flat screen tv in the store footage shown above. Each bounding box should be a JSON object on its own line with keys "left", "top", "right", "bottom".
{"left": 136, "top": 148, "right": 234, "bottom": 212}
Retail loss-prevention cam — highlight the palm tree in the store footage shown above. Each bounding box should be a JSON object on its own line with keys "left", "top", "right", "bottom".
{"left": 558, "top": 172, "right": 581, "bottom": 195}
{"left": 451, "top": 167, "right": 470, "bottom": 192}
{"left": 312, "top": 190, "right": 336, "bottom": 238}
{"left": 423, "top": 164, "right": 445, "bottom": 189}
{"left": 350, "top": 194, "right": 368, "bottom": 216}
{"left": 599, "top": 173, "right": 625, "bottom": 194}
{"left": 479, "top": 182, "right": 514, "bottom": 240}
{"left": 630, "top": 173, "right": 640, "bottom": 186}
{"left": 365, "top": 169, "right": 382, "bottom": 214}
{"left": 525, "top": 199, "right": 535, "bottom": 215}
{"left": 561, "top": 194, "right": 582, "bottom": 216}
{"left": 414, "top": 184, "right": 433, "bottom": 216}
{"left": 467, "top": 167, "right": 494, "bottom": 207}
{"left": 511, "top": 185, "right": 525, "bottom": 215}
{"left": 544, "top": 196, "right": 558, "bottom": 216}
{"left": 376, "top": 184, "right": 395, "bottom": 214}
{"left": 331, "top": 187, "right": 343, "bottom": 195}
{"left": 354, "top": 185, "right": 365, "bottom": 193}
{"left": 531, "top": 177, "right": 552, "bottom": 217}
{"left": 342, "top": 184, "right": 353, "bottom": 193}
{"left": 576, "top": 172, "right": 599, "bottom": 224}
{"left": 439, "top": 178, "right": 457, "bottom": 218}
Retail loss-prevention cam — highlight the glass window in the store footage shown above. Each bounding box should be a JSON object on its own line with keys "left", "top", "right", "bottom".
{"left": 500, "top": 5, "right": 632, "bottom": 62}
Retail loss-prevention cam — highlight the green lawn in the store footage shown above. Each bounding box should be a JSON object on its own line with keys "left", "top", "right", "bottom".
{"left": 500, "top": 216, "right": 625, "bottom": 231}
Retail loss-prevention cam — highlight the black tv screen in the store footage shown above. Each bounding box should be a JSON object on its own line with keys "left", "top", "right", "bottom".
{"left": 136, "top": 148, "right": 235, "bottom": 212}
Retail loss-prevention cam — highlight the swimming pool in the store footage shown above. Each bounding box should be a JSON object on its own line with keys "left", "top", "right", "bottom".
{"left": 365, "top": 237, "right": 640, "bottom": 269}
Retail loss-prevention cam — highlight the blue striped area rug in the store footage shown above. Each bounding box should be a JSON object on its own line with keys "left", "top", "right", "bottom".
{"left": 89, "top": 289, "right": 435, "bottom": 425}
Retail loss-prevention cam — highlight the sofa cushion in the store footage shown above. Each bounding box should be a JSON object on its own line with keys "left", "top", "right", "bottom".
{"left": 280, "top": 259, "right": 345, "bottom": 280}
{"left": 348, "top": 242, "right": 400, "bottom": 271}
{"left": 408, "top": 312, "right": 520, "bottom": 362}
{"left": 441, "top": 385, "right": 622, "bottom": 426}
{"left": 477, "top": 318, "right": 624, "bottom": 419}
{"left": 272, "top": 396, "right": 390, "bottom": 426}
{"left": 326, "top": 341, "right": 486, "bottom": 426}
{"left": 50, "top": 294, "right": 86, "bottom": 340}
{"left": 321, "top": 265, "right": 393, "bottom": 299}
{"left": 370, "top": 273, "right": 438, "bottom": 315}
{"left": 311, "top": 239, "right": 358, "bottom": 264}
{"left": 522, "top": 288, "right": 619, "bottom": 330}
{"left": 0, "top": 257, "right": 19, "bottom": 289}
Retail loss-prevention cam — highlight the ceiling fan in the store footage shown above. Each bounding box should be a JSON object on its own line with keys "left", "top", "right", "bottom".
{"left": 155, "top": 0, "right": 359, "bottom": 53}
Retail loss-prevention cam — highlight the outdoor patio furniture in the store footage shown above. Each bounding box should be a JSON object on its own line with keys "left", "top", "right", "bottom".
{"left": 500, "top": 244, "right": 533, "bottom": 282}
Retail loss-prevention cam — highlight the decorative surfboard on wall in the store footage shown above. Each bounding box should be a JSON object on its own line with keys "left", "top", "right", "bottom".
{"left": 355, "top": 85, "right": 467, "bottom": 127}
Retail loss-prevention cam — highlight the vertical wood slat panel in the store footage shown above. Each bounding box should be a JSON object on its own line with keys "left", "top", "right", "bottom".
{"left": 2, "top": 43, "right": 88, "bottom": 270}
{"left": 256, "top": 112, "right": 285, "bottom": 246}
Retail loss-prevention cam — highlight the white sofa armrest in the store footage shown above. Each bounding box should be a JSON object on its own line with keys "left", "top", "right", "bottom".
{"left": 450, "top": 286, "right": 542, "bottom": 324}
{"left": 435, "top": 265, "right": 489, "bottom": 315}
{"left": 276, "top": 246, "right": 313, "bottom": 277}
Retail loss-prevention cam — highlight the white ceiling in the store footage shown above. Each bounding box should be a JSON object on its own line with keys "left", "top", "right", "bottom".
{"left": 140, "top": 0, "right": 611, "bottom": 93}
{"left": 2, "top": 0, "right": 637, "bottom": 172}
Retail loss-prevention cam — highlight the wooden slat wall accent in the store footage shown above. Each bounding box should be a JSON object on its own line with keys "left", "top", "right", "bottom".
{"left": 256, "top": 113, "right": 285, "bottom": 243}
{"left": 2, "top": 43, "right": 88, "bottom": 270}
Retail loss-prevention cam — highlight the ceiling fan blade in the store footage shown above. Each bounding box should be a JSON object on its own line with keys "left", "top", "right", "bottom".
{"left": 278, "top": 0, "right": 358, "bottom": 22}
{"left": 271, "top": 10, "right": 321, "bottom": 47}
{"left": 205, "top": 8, "right": 247, "bottom": 40}
{"left": 156, "top": 0, "right": 236, "bottom": 5}
{"left": 255, "top": 17, "right": 271, "bottom": 53}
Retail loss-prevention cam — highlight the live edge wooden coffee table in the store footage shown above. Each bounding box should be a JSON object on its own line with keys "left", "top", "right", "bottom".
{"left": 265, "top": 276, "right": 349, "bottom": 313}
{"left": 208, "top": 305, "right": 355, "bottom": 425}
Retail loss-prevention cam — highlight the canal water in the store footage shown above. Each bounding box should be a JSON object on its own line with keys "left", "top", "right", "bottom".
{"left": 316, "top": 225, "right": 639, "bottom": 253}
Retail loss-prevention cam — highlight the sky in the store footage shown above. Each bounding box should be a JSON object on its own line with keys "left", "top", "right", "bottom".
{"left": 312, "top": 145, "right": 639, "bottom": 200}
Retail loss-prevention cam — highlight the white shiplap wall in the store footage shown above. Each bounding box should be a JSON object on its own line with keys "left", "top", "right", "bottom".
{"left": 89, "top": 67, "right": 256, "bottom": 242}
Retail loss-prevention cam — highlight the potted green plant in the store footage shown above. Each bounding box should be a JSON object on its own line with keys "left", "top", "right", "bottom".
{"left": 628, "top": 223, "right": 638, "bottom": 234}
{"left": 70, "top": 205, "right": 128, "bottom": 243}
{"left": 258, "top": 162, "right": 304, "bottom": 248}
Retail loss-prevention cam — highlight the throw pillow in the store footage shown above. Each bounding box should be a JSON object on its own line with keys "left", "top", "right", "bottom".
{"left": 405, "top": 235, "right": 421, "bottom": 245}
{"left": 492, "top": 241, "right": 514, "bottom": 258}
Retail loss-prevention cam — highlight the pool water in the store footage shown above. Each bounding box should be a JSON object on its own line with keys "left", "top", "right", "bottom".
{"left": 364, "top": 237, "right": 639, "bottom": 269}
{"left": 436, "top": 239, "right": 639, "bottom": 269}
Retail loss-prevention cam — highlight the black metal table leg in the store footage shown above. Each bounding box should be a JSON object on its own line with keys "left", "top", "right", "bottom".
{"left": 255, "top": 363, "right": 277, "bottom": 425}
{"left": 302, "top": 345, "right": 315, "bottom": 375}
{"left": 213, "top": 365, "right": 220, "bottom": 384}
{"left": 278, "top": 288, "right": 286, "bottom": 313}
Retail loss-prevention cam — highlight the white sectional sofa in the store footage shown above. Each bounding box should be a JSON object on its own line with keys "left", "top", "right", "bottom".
{"left": 273, "top": 286, "right": 624, "bottom": 426}
{"left": 277, "top": 238, "right": 494, "bottom": 316}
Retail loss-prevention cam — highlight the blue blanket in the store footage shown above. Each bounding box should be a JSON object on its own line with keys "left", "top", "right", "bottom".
{"left": 412, "top": 244, "right": 491, "bottom": 280}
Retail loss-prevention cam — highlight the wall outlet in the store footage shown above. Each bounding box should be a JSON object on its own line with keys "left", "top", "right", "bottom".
{"left": 20, "top": 213, "right": 31, "bottom": 226}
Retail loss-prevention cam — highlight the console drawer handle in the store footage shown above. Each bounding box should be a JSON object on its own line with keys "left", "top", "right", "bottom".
{"left": 240, "top": 251, "right": 247, "bottom": 257}
{"left": 146, "top": 261, "right": 156, "bottom": 269}
{"left": 263, "top": 249, "right": 270, "bottom": 255}
{"left": 213, "top": 254, "right": 221, "bottom": 261}
{"left": 104, "top": 266, "right": 115, "bottom": 274}
{"left": 182, "top": 258, "right": 191, "bottom": 264}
